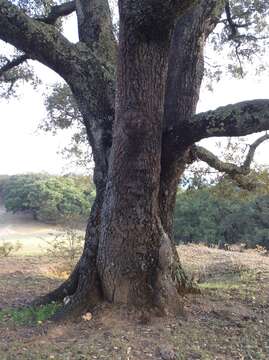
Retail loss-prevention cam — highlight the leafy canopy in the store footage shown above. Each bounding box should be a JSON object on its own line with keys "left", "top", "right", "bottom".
{"left": 2, "top": 174, "right": 95, "bottom": 223}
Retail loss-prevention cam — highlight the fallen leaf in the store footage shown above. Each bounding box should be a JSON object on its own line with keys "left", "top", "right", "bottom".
{"left": 82, "top": 312, "right": 92, "bottom": 321}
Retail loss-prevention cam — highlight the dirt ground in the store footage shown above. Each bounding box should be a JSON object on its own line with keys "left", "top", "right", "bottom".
{"left": 0, "top": 245, "right": 268, "bottom": 360}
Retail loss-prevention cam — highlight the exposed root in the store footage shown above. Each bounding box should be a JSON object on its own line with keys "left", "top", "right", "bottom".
{"left": 33, "top": 252, "right": 103, "bottom": 321}
{"left": 32, "top": 199, "right": 101, "bottom": 309}
{"left": 174, "top": 263, "right": 201, "bottom": 295}
{"left": 51, "top": 297, "right": 88, "bottom": 322}
{"left": 51, "top": 279, "right": 102, "bottom": 322}
{"left": 31, "top": 262, "right": 80, "bottom": 307}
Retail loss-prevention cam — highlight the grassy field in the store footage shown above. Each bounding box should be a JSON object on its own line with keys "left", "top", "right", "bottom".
{"left": 0, "top": 243, "right": 268, "bottom": 360}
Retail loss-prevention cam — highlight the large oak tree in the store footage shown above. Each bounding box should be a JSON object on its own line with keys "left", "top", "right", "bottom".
{"left": 1, "top": 0, "right": 269, "bottom": 319}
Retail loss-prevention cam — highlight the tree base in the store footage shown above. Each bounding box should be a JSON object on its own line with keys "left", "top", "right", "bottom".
{"left": 31, "top": 263, "right": 198, "bottom": 322}
{"left": 32, "top": 223, "right": 199, "bottom": 322}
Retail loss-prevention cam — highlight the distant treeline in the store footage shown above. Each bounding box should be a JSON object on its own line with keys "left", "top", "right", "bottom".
{"left": 1, "top": 172, "right": 269, "bottom": 249}
{"left": 0, "top": 174, "right": 95, "bottom": 223}
{"left": 174, "top": 171, "right": 269, "bottom": 250}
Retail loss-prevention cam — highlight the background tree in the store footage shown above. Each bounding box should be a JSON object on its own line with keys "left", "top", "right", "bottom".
{"left": 1, "top": 0, "right": 269, "bottom": 319}
{"left": 2, "top": 174, "right": 95, "bottom": 223}
{"left": 174, "top": 169, "right": 269, "bottom": 249}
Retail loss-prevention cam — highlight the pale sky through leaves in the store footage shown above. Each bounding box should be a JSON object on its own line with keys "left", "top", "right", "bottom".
{"left": 0, "top": 14, "right": 268, "bottom": 175}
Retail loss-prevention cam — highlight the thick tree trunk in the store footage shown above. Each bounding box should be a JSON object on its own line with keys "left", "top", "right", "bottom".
{"left": 94, "top": 4, "right": 188, "bottom": 314}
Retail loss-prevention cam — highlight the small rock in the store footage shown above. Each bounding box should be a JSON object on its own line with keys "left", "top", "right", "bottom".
{"left": 63, "top": 296, "right": 70, "bottom": 305}
{"left": 103, "top": 330, "right": 113, "bottom": 339}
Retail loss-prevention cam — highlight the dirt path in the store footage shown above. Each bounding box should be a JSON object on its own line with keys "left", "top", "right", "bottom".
{"left": 0, "top": 245, "right": 268, "bottom": 359}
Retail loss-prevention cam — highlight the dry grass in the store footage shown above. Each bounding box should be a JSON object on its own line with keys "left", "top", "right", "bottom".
{"left": 0, "top": 204, "right": 59, "bottom": 255}
{"left": 0, "top": 245, "right": 268, "bottom": 359}
{"left": 179, "top": 243, "right": 269, "bottom": 282}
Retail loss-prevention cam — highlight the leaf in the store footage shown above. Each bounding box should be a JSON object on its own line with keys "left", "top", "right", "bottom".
{"left": 82, "top": 312, "right": 92, "bottom": 321}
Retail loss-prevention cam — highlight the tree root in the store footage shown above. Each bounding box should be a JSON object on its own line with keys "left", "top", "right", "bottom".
{"left": 31, "top": 252, "right": 102, "bottom": 322}
{"left": 174, "top": 264, "right": 201, "bottom": 295}
{"left": 31, "top": 262, "right": 80, "bottom": 307}
{"left": 51, "top": 275, "right": 102, "bottom": 322}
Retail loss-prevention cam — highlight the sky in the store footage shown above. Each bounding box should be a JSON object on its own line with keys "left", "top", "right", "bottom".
{"left": 0, "top": 15, "right": 80, "bottom": 175}
{"left": 0, "top": 15, "right": 269, "bottom": 175}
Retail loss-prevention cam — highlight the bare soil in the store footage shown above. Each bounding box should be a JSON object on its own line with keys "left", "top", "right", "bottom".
{"left": 0, "top": 245, "right": 268, "bottom": 359}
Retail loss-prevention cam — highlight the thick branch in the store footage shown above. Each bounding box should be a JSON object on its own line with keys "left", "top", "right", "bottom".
{"left": 190, "top": 99, "right": 269, "bottom": 142}
{"left": 37, "top": 1, "right": 76, "bottom": 25}
{"left": 0, "top": 54, "right": 28, "bottom": 77}
{"left": 192, "top": 133, "right": 269, "bottom": 190}
{"left": 75, "top": 0, "right": 117, "bottom": 67}
{"left": 0, "top": 0, "right": 115, "bottom": 174}
{"left": 164, "top": 0, "right": 224, "bottom": 131}
{"left": 193, "top": 145, "right": 249, "bottom": 176}
{"left": 193, "top": 145, "right": 254, "bottom": 189}
{"left": 0, "top": 0, "right": 78, "bottom": 80}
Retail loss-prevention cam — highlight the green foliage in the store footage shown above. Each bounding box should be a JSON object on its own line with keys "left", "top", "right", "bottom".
{"left": 3, "top": 174, "right": 95, "bottom": 223}
{"left": 207, "top": 0, "right": 269, "bottom": 83}
{"left": 0, "top": 303, "right": 60, "bottom": 325}
{"left": 42, "top": 83, "right": 83, "bottom": 132}
{"left": 0, "top": 53, "right": 40, "bottom": 99}
{"left": 222, "top": 195, "right": 269, "bottom": 248}
{"left": 174, "top": 187, "right": 235, "bottom": 246}
{"left": 40, "top": 83, "right": 90, "bottom": 168}
{"left": 174, "top": 173, "right": 269, "bottom": 249}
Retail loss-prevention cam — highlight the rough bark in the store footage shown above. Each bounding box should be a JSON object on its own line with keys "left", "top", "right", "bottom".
{"left": 0, "top": 0, "right": 80, "bottom": 79}
{"left": 158, "top": 1, "right": 225, "bottom": 288}
{"left": 189, "top": 99, "right": 269, "bottom": 141}
{"left": 95, "top": 0, "right": 197, "bottom": 314}
{"left": 149, "top": 1, "right": 227, "bottom": 299}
